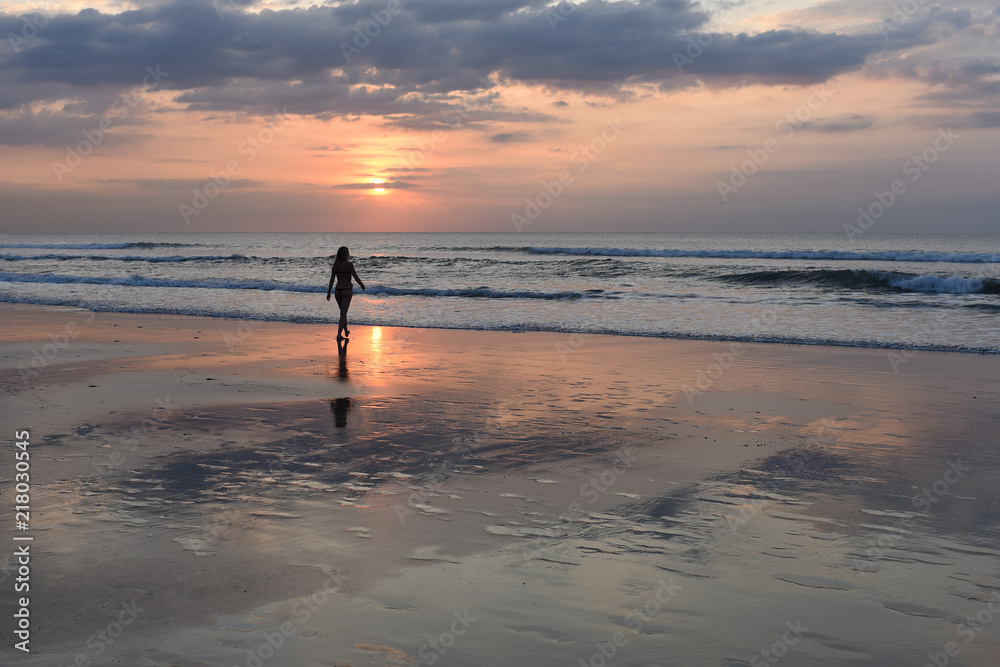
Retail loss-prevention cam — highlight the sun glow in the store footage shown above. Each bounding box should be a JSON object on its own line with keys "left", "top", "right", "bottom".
{"left": 371, "top": 178, "right": 387, "bottom": 195}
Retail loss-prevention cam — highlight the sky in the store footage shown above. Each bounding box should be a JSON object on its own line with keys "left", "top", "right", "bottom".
{"left": 0, "top": 0, "right": 997, "bottom": 234}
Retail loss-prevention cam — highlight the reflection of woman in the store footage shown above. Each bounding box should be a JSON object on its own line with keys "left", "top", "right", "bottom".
{"left": 330, "top": 398, "right": 352, "bottom": 428}
{"left": 326, "top": 246, "right": 366, "bottom": 340}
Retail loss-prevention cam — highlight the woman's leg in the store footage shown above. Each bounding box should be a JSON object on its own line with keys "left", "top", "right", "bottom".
{"left": 334, "top": 290, "right": 353, "bottom": 337}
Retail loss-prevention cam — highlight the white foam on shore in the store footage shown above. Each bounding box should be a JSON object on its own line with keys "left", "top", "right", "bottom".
{"left": 528, "top": 246, "right": 1000, "bottom": 263}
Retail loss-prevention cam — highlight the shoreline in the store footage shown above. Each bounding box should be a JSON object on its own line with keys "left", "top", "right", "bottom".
{"left": 2, "top": 303, "right": 998, "bottom": 665}
{"left": 1, "top": 301, "right": 996, "bottom": 355}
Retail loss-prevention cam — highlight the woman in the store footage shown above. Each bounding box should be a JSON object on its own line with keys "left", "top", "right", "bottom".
{"left": 326, "top": 246, "right": 366, "bottom": 339}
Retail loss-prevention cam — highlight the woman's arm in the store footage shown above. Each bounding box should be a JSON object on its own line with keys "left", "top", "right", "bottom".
{"left": 326, "top": 265, "right": 336, "bottom": 300}
{"left": 352, "top": 264, "right": 365, "bottom": 290}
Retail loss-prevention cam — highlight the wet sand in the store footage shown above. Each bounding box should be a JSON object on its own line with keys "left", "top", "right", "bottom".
{"left": 1, "top": 304, "right": 998, "bottom": 666}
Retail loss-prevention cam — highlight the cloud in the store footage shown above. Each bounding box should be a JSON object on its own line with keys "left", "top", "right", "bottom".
{"left": 915, "top": 110, "right": 1000, "bottom": 129}
{"left": 99, "top": 178, "right": 265, "bottom": 190}
{"left": 332, "top": 180, "right": 417, "bottom": 190}
{"left": 796, "top": 114, "right": 875, "bottom": 132}
{"left": 0, "top": 179, "right": 347, "bottom": 233}
{"left": 963, "top": 110, "right": 1000, "bottom": 128}
{"left": 0, "top": 0, "right": 993, "bottom": 151}
{"left": 0, "top": 109, "right": 153, "bottom": 147}
{"left": 490, "top": 131, "right": 532, "bottom": 142}
{"left": 0, "top": 0, "right": 933, "bottom": 126}
{"left": 863, "top": 6, "right": 1000, "bottom": 108}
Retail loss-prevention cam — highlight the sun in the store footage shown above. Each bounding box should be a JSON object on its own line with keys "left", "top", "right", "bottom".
{"left": 370, "top": 178, "right": 387, "bottom": 195}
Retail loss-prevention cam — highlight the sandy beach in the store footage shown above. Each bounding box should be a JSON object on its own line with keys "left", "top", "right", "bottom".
{"left": 6, "top": 0, "right": 999, "bottom": 660}
{"left": 1, "top": 303, "right": 999, "bottom": 666}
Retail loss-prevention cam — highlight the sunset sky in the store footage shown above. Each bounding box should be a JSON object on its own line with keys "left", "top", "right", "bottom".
{"left": 0, "top": 0, "right": 997, "bottom": 233}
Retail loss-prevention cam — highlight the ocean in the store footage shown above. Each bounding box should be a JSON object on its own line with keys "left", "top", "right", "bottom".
{"left": 1, "top": 232, "right": 998, "bottom": 352}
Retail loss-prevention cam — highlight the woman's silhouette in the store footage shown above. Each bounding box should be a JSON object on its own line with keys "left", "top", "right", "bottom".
{"left": 326, "top": 246, "right": 366, "bottom": 340}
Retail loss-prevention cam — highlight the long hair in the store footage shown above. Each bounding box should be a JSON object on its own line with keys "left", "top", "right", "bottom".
{"left": 333, "top": 246, "right": 350, "bottom": 272}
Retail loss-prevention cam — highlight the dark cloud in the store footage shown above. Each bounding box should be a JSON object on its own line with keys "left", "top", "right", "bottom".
{"left": 963, "top": 110, "right": 1000, "bottom": 128}
{"left": 0, "top": 179, "right": 347, "bottom": 233}
{"left": 0, "top": 109, "right": 153, "bottom": 147}
{"left": 332, "top": 180, "right": 417, "bottom": 190}
{"left": 490, "top": 131, "right": 532, "bottom": 142}
{"left": 0, "top": 0, "right": 988, "bottom": 146}
{"left": 865, "top": 8, "right": 1000, "bottom": 108}
{"left": 360, "top": 0, "right": 552, "bottom": 23}
{"left": 797, "top": 114, "right": 875, "bottom": 132}
{"left": 0, "top": 1, "right": 925, "bottom": 108}
{"left": 99, "top": 178, "right": 265, "bottom": 190}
